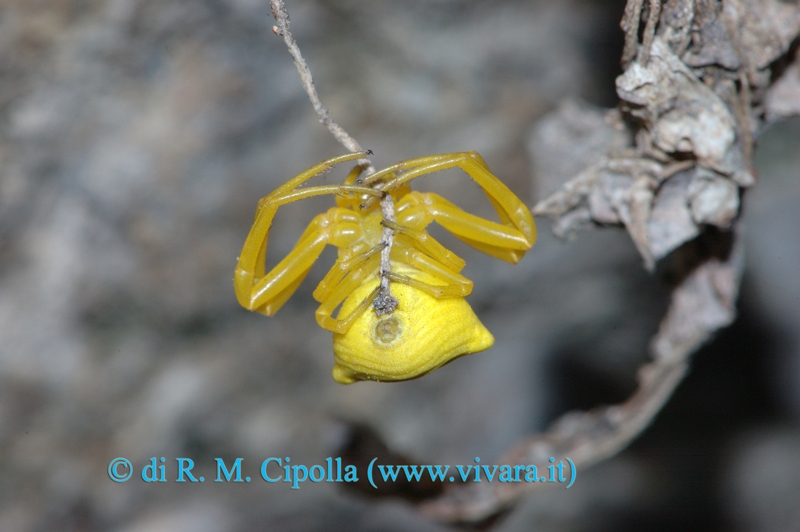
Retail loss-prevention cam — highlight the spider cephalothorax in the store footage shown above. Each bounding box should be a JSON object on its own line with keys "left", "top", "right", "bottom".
{"left": 234, "top": 151, "right": 536, "bottom": 383}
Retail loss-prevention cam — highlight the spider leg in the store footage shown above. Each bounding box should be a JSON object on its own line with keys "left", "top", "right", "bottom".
{"left": 388, "top": 244, "right": 473, "bottom": 298}
{"left": 381, "top": 152, "right": 536, "bottom": 263}
{"left": 382, "top": 220, "right": 465, "bottom": 273}
{"left": 360, "top": 154, "right": 454, "bottom": 188}
{"left": 409, "top": 191, "right": 530, "bottom": 263}
{"left": 250, "top": 230, "right": 325, "bottom": 313}
{"left": 312, "top": 244, "right": 383, "bottom": 303}
{"left": 259, "top": 266, "right": 312, "bottom": 316}
{"left": 235, "top": 206, "right": 362, "bottom": 315}
{"left": 261, "top": 151, "right": 371, "bottom": 205}
{"left": 315, "top": 263, "right": 381, "bottom": 334}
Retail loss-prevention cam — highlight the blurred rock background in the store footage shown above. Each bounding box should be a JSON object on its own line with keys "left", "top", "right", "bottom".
{"left": 0, "top": 0, "right": 797, "bottom": 530}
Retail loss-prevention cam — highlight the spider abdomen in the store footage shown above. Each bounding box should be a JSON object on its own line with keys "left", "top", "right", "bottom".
{"left": 331, "top": 264, "right": 493, "bottom": 384}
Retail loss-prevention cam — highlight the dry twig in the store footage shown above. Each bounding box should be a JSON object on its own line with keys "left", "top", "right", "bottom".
{"left": 420, "top": 228, "right": 743, "bottom": 521}
{"left": 621, "top": 0, "right": 645, "bottom": 67}
{"left": 374, "top": 194, "right": 399, "bottom": 315}
{"left": 269, "top": 0, "right": 372, "bottom": 173}
{"left": 638, "top": 0, "right": 663, "bottom": 64}
{"left": 414, "top": 0, "right": 800, "bottom": 522}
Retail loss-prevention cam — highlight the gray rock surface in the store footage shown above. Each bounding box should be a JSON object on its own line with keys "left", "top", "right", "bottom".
{"left": 0, "top": 1, "right": 797, "bottom": 530}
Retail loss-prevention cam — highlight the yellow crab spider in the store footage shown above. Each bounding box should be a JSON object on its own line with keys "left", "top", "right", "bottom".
{"left": 234, "top": 151, "right": 536, "bottom": 384}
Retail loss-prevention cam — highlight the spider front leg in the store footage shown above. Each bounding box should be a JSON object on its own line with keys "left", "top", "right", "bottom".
{"left": 401, "top": 191, "right": 532, "bottom": 263}
{"left": 380, "top": 152, "right": 536, "bottom": 263}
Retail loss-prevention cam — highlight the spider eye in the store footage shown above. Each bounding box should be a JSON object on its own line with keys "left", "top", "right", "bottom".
{"left": 373, "top": 316, "right": 403, "bottom": 345}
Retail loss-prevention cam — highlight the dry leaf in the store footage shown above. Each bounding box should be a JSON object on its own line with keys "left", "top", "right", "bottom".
{"left": 617, "top": 38, "right": 738, "bottom": 175}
